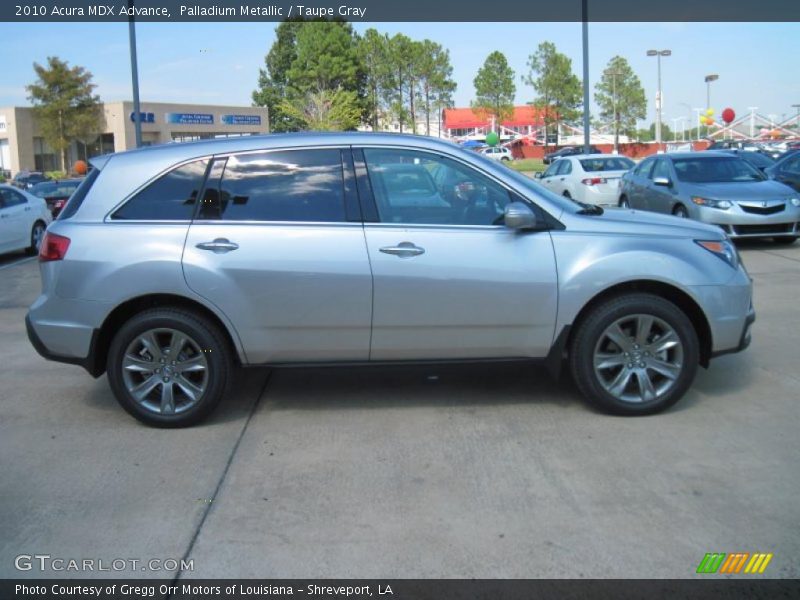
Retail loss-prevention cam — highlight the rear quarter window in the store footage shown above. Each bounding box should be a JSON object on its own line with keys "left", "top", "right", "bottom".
{"left": 112, "top": 160, "right": 209, "bottom": 221}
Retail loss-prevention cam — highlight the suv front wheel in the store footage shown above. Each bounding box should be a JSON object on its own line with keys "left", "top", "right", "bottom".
{"left": 107, "top": 308, "right": 232, "bottom": 427}
{"left": 569, "top": 294, "right": 699, "bottom": 415}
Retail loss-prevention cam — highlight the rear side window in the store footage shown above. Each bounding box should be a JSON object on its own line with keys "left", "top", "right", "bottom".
{"left": 202, "top": 149, "right": 346, "bottom": 222}
{"left": 112, "top": 160, "right": 208, "bottom": 220}
{"left": 59, "top": 168, "right": 100, "bottom": 220}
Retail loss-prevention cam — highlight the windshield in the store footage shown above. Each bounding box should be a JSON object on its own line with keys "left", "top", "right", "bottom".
{"left": 579, "top": 157, "right": 635, "bottom": 172}
{"left": 672, "top": 157, "right": 765, "bottom": 183}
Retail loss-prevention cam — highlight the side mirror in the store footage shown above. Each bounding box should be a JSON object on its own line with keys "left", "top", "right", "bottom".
{"left": 534, "top": 172, "right": 543, "bottom": 179}
{"left": 504, "top": 202, "right": 538, "bottom": 230}
{"left": 653, "top": 176, "right": 672, "bottom": 187}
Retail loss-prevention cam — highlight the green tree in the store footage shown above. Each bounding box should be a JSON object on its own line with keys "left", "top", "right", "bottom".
{"left": 418, "top": 40, "right": 456, "bottom": 136}
{"left": 472, "top": 51, "right": 516, "bottom": 132}
{"left": 26, "top": 57, "right": 103, "bottom": 171}
{"left": 523, "top": 42, "right": 582, "bottom": 146}
{"left": 359, "top": 28, "right": 391, "bottom": 130}
{"left": 280, "top": 87, "right": 362, "bottom": 131}
{"left": 285, "top": 21, "right": 363, "bottom": 96}
{"left": 594, "top": 56, "right": 646, "bottom": 149}
{"left": 383, "top": 34, "right": 415, "bottom": 133}
{"left": 252, "top": 20, "right": 304, "bottom": 132}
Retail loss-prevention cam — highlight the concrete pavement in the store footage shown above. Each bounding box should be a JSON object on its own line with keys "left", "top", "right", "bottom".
{"left": 1, "top": 241, "right": 798, "bottom": 579}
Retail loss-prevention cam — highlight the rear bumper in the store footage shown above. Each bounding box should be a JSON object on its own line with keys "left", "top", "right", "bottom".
{"left": 25, "top": 314, "right": 103, "bottom": 377}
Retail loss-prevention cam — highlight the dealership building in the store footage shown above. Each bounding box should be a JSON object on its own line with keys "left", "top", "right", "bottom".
{"left": 0, "top": 101, "right": 269, "bottom": 176}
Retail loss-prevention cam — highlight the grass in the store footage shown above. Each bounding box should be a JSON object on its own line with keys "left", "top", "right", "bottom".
{"left": 506, "top": 158, "right": 546, "bottom": 173}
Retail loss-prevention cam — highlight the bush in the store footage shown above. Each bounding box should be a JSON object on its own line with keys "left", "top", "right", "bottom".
{"left": 45, "top": 170, "right": 68, "bottom": 180}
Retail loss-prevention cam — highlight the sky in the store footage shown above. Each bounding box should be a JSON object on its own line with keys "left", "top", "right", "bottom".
{"left": 0, "top": 21, "right": 798, "bottom": 135}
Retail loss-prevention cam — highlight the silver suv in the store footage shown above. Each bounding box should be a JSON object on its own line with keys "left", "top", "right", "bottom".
{"left": 27, "top": 133, "right": 754, "bottom": 426}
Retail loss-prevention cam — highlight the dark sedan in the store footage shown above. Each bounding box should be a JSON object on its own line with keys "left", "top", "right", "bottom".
{"left": 543, "top": 145, "right": 602, "bottom": 164}
{"left": 11, "top": 171, "right": 48, "bottom": 190}
{"left": 30, "top": 179, "right": 81, "bottom": 217}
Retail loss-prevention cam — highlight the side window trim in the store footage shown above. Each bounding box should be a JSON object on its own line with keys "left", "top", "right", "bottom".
{"left": 352, "top": 147, "right": 380, "bottom": 223}
{"left": 341, "top": 148, "right": 363, "bottom": 223}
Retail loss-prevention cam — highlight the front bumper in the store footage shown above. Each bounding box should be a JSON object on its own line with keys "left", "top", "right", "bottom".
{"left": 694, "top": 205, "right": 800, "bottom": 238}
{"left": 710, "top": 307, "right": 755, "bottom": 358}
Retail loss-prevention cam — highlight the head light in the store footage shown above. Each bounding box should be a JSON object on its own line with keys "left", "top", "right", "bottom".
{"left": 696, "top": 239, "right": 739, "bottom": 270}
{"left": 791, "top": 198, "right": 800, "bottom": 207}
{"left": 692, "top": 196, "right": 732, "bottom": 209}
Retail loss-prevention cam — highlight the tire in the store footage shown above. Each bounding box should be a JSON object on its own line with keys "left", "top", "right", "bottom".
{"left": 569, "top": 293, "right": 699, "bottom": 416}
{"left": 673, "top": 205, "right": 689, "bottom": 218}
{"left": 501, "top": 157, "right": 510, "bottom": 162}
{"left": 26, "top": 221, "right": 46, "bottom": 255}
{"left": 772, "top": 236, "right": 797, "bottom": 245}
{"left": 619, "top": 196, "right": 629, "bottom": 208}
{"left": 107, "top": 308, "right": 232, "bottom": 427}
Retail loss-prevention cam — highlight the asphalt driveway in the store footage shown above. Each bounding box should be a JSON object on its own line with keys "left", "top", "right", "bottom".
{"left": 1, "top": 241, "right": 798, "bottom": 579}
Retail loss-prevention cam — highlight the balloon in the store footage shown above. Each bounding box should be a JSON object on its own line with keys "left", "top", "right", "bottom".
{"left": 721, "top": 108, "right": 735, "bottom": 124}
{"left": 706, "top": 108, "right": 715, "bottom": 116}
{"left": 485, "top": 131, "right": 499, "bottom": 147}
{"left": 73, "top": 160, "right": 88, "bottom": 175}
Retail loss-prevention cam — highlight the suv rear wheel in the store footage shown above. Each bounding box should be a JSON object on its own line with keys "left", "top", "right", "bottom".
{"left": 569, "top": 294, "right": 699, "bottom": 415}
{"left": 107, "top": 308, "right": 232, "bottom": 427}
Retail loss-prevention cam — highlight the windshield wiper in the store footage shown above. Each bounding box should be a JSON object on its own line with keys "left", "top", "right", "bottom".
{"left": 576, "top": 202, "right": 604, "bottom": 215}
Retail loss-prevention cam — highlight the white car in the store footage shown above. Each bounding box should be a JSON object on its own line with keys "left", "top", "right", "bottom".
{"left": 480, "top": 146, "right": 513, "bottom": 161}
{"left": 0, "top": 183, "right": 52, "bottom": 256}
{"left": 537, "top": 154, "right": 635, "bottom": 206}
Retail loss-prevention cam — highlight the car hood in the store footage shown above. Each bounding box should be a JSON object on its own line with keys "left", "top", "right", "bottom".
{"left": 566, "top": 207, "right": 725, "bottom": 239}
{"left": 682, "top": 179, "right": 797, "bottom": 200}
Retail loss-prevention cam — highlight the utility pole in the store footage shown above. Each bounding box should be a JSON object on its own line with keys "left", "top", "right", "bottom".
{"left": 692, "top": 108, "right": 703, "bottom": 141}
{"left": 747, "top": 107, "right": 758, "bottom": 138}
{"left": 647, "top": 49, "right": 671, "bottom": 150}
{"left": 581, "top": 0, "right": 591, "bottom": 153}
{"left": 128, "top": 0, "right": 142, "bottom": 148}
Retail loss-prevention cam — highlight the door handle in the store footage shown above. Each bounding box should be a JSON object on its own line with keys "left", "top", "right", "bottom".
{"left": 195, "top": 238, "right": 239, "bottom": 253}
{"left": 0, "top": 214, "right": 7, "bottom": 219}
{"left": 24, "top": 207, "right": 31, "bottom": 211}
{"left": 379, "top": 242, "right": 425, "bottom": 258}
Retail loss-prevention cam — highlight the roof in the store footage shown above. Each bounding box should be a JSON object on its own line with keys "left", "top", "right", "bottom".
{"left": 442, "top": 106, "right": 547, "bottom": 130}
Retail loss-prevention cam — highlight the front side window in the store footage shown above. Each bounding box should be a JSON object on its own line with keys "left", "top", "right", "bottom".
{"left": 201, "top": 149, "right": 346, "bottom": 222}
{"left": 542, "top": 162, "right": 560, "bottom": 178}
{"left": 112, "top": 159, "right": 208, "bottom": 220}
{"left": 650, "top": 159, "right": 671, "bottom": 181}
{"left": 0, "top": 188, "right": 26, "bottom": 207}
{"left": 363, "top": 148, "right": 512, "bottom": 226}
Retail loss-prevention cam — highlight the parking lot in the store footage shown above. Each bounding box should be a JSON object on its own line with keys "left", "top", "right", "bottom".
{"left": 0, "top": 240, "right": 798, "bottom": 580}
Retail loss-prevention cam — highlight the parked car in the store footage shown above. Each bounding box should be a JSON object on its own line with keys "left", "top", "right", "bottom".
{"left": 618, "top": 153, "right": 800, "bottom": 243}
{"left": 536, "top": 154, "right": 635, "bottom": 206}
{"left": 543, "top": 145, "right": 602, "bottom": 164}
{"left": 0, "top": 184, "right": 52, "bottom": 256}
{"left": 706, "top": 140, "right": 762, "bottom": 152}
{"left": 30, "top": 179, "right": 82, "bottom": 217}
{"left": 712, "top": 149, "right": 775, "bottom": 172}
{"left": 11, "top": 171, "right": 49, "bottom": 190}
{"left": 764, "top": 151, "right": 800, "bottom": 193}
{"left": 480, "top": 146, "right": 513, "bottom": 162}
{"left": 27, "top": 133, "right": 754, "bottom": 426}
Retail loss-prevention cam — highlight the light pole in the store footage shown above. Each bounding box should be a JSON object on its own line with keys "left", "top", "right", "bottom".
{"left": 128, "top": 0, "right": 142, "bottom": 148}
{"left": 647, "top": 49, "right": 671, "bottom": 150}
{"left": 792, "top": 104, "right": 800, "bottom": 133}
{"left": 703, "top": 74, "right": 718, "bottom": 138}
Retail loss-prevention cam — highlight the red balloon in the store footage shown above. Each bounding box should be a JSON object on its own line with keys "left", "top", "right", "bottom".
{"left": 722, "top": 108, "right": 736, "bottom": 124}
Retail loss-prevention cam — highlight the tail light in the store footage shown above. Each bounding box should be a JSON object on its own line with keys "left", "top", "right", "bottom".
{"left": 38, "top": 232, "right": 71, "bottom": 262}
{"left": 581, "top": 177, "right": 607, "bottom": 186}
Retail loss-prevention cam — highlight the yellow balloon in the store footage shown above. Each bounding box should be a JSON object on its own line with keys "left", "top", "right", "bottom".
{"left": 706, "top": 108, "right": 715, "bottom": 116}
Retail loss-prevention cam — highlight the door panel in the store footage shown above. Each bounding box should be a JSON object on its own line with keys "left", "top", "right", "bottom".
{"left": 0, "top": 189, "right": 29, "bottom": 250}
{"left": 182, "top": 149, "right": 373, "bottom": 364}
{"left": 364, "top": 225, "right": 558, "bottom": 359}
{"left": 358, "top": 146, "right": 558, "bottom": 360}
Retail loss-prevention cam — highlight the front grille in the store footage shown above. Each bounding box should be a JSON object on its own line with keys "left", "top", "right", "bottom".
{"left": 732, "top": 223, "right": 795, "bottom": 236}
{"left": 739, "top": 203, "right": 785, "bottom": 215}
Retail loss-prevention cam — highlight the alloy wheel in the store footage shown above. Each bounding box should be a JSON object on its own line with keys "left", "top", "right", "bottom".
{"left": 593, "top": 314, "right": 684, "bottom": 404}
{"left": 121, "top": 328, "right": 209, "bottom": 415}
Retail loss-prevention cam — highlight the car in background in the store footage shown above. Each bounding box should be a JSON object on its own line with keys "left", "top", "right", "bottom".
{"left": 536, "top": 154, "right": 635, "bottom": 206}
{"left": 480, "top": 146, "right": 513, "bottom": 162}
{"left": 11, "top": 171, "right": 49, "bottom": 190}
{"left": 542, "top": 145, "right": 602, "bottom": 164}
{"left": 706, "top": 140, "right": 762, "bottom": 152}
{"left": 713, "top": 149, "right": 776, "bottom": 172}
{"left": 764, "top": 151, "right": 800, "bottom": 193}
{"left": 0, "top": 184, "right": 52, "bottom": 256}
{"left": 30, "top": 179, "right": 82, "bottom": 217}
{"left": 618, "top": 153, "right": 800, "bottom": 243}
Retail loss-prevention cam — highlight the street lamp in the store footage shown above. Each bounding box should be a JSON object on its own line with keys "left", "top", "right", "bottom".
{"left": 703, "top": 74, "right": 718, "bottom": 138}
{"left": 647, "top": 49, "right": 671, "bottom": 149}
